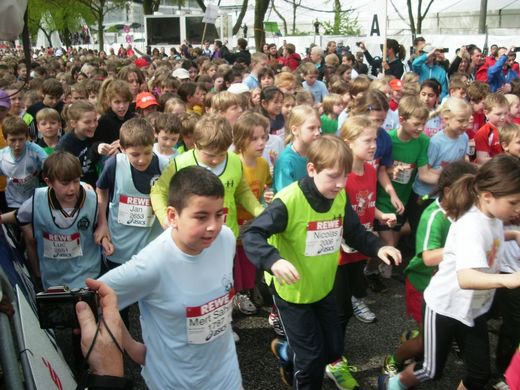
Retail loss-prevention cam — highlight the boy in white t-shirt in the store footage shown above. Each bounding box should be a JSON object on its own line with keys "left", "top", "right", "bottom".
{"left": 99, "top": 166, "right": 242, "bottom": 390}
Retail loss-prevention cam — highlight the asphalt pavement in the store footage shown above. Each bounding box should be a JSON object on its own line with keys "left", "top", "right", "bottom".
{"left": 125, "top": 273, "right": 501, "bottom": 389}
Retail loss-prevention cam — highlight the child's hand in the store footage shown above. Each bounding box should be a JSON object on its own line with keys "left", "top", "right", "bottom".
{"left": 263, "top": 186, "right": 274, "bottom": 204}
{"left": 380, "top": 213, "right": 397, "bottom": 228}
{"left": 98, "top": 143, "right": 111, "bottom": 155}
{"left": 94, "top": 224, "right": 109, "bottom": 245}
{"left": 377, "top": 246, "right": 402, "bottom": 266}
{"left": 271, "top": 259, "right": 300, "bottom": 285}
{"left": 101, "top": 236, "right": 115, "bottom": 257}
{"left": 390, "top": 194, "right": 405, "bottom": 215}
{"left": 107, "top": 140, "right": 121, "bottom": 156}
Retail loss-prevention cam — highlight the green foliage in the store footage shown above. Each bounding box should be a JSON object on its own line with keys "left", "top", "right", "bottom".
{"left": 28, "top": 0, "right": 94, "bottom": 38}
{"left": 321, "top": 9, "right": 361, "bottom": 36}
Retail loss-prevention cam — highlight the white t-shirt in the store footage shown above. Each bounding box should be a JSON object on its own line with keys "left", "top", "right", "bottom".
{"left": 99, "top": 226, "right": 242, "bottom": 390}
{"left": 424, "top": 206, "right": 504, "bottom": 326}
{"left": 499, "top": 225, "right": 520, "bottom": 273}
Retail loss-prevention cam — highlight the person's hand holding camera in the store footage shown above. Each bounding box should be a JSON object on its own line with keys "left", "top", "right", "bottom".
{"left": 76, "top": 278, "right": 123, "bottom": 377}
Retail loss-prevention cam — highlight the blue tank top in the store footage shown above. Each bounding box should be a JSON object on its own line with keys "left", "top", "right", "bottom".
{"left": 33, "top": 187, "right": 101, "bottom": 290}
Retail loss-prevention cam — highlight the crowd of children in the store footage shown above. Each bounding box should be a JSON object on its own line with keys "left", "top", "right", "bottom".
{"left": 0, "top": 37, "right": 520, "bottom": 390}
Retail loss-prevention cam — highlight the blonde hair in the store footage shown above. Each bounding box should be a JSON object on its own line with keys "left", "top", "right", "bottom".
{"left": 322, "top": 94, "right": 343, "bottom": 115}
{"left": 483, "top": 93, "right": 509, "bottom": 112}
{"left": 308, "top": 135, "right": 352, "bottom": 174}
{"left": 285, "top": 105, "right": 319, "bottom": 144}
{"left": 499, "top": 123, "right": 520, "bottom": 148}
{"left": 193, "top": 113, "right": 233, "bottom": 151}
{"left": 36, "top": 108, "right": 61, "bottom": 124}
{"left": 398, "top": 96, "right": 429, "bottom": 121}
{"left": 211, "top": 91, "right": 242, "bottom": 113}
{"left": 299, "top": 62, "right": 319, "bottom": 76}
{"left": 439, "top": 97, "right": 472, "bottom": 120}
{"left": 164, "top": 97, "right": 186, "bottom": 113}
{"left": 251, "top": 52, "right": 268, "bottom": 66}
{"left": 233, "top": 112, "right": 269, "bottom": 154}
{"left": 505, "top": 93, "right": 520, "bottom": 106}
{"left": 340, "top": 115, "right": 377, "bottom": 143}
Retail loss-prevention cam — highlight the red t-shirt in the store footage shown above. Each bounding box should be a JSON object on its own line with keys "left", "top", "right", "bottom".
{"left": 340, "top": 162, "right": 377, "bottom": 265}
{"left": 474, "top": 123, "right": 503, "bottom": 158}
{"left": 513, "top": 117, "right": 520, "bottom": 125}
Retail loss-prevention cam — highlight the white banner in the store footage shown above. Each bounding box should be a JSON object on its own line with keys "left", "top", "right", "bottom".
{"left": 202, "top": 3, "right": 219, "bottom": 25}
{"left": 366, "top": 0, "right": 387, "bottom": 43}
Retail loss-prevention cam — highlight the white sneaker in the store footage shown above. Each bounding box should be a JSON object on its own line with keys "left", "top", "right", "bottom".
{"left": 233, "top": 292, "right": 257, "bottom": 315}
{"left": 351, "top": 297, "right": 376, "bottom": 323}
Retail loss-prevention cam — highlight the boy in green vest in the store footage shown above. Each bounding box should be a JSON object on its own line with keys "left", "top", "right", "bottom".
{"left": 242, "top": 135, "right": 401, "bottom": 389}
{"left": 150, "top": 114, "right": 264, "bottom": 236}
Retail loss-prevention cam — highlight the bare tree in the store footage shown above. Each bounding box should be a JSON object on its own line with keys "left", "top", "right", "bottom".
{"left": 254, "top": 0, "right": 270, "bottom": 50}
{"left": 391, "top": 0, "right": 434, "bottom": 39}
{"left": 232, "top": 0, "right": 249, "bottom": 36}
{"left": 271, "top": 0, "right": 288, "bottom": 36}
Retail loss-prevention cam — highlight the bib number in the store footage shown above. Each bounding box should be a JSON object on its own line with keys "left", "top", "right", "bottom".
{"left": 305, "top": 218, "right": 343, "bottom": 256}
{"left": 393, "top": 161, "right": 414, "bottom": 185}
{"left": 186, "top": 290, "right": 234, "bottom": 344}
{"left": 43, "top": 232, "right": 83, "bottom": 259}
{"left": 117, "top": 195, "right": 155, "bottom": 227}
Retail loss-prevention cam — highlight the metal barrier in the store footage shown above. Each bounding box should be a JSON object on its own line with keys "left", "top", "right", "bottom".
{"left": 0, "top": 267, "right": 25, "bottom": 390}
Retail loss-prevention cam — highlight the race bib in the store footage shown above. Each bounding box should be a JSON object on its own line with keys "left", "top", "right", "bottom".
{"left": 305, "top": 218, "right": 343, "bottom": 257}
{"left": 393, "top": 161, "right": 415, "bottom": 185}
{"left": 117, "top": 195, "right": 155, "bottom": 227}
{"left": 43, "top": 232, "right": 83, "bottom": 259}
{"left": 186, "top": 290, "right": 235, "bottom": 344}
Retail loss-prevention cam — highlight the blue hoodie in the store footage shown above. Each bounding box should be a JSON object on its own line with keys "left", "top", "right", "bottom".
{"left": 487, "top": 54, "right": 518, "bottom": 92}
{"left": 412, "top": 53, "right": 449, "bottom": 99}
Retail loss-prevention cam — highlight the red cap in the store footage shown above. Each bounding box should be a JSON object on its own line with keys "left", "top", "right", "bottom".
{"left": 136, "top": 92, "right": 158, "bottom": 109}
{"left": 134, "top": 57, "right": 150, "bottom": 68}
{"left": 389, "top": 79, "right": 403, "bottom": 91}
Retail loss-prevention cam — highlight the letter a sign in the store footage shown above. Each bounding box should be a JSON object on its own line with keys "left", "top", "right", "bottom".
{"left": 366, "top": 0, "right": 387, "bottom": 43}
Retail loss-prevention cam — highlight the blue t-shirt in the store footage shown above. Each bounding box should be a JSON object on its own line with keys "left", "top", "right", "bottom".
{"left": 273, "top": 144, "right": 308, "bottom": 192}
{"left": 302, "top": 80, "right": 329, "bottom": 103}
{"left": 413, "top": 130, "right": 468, "bottom": 197}
{"left": 243, "top": 74, "right": 259, "bottom": 90}
{"left": 375, "top": 127, "right": 393, "bottom": 169}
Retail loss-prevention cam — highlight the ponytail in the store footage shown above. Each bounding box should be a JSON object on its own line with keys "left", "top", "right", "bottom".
{"left": 443, "top": 174, "right": 478, "bottom": 220}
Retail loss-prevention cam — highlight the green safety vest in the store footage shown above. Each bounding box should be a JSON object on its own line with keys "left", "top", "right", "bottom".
{"left": 174, "top": 150, "right": 242, "bottom": 237}
{"left": 266, "top": 182, "right": 346, "bottom": 303}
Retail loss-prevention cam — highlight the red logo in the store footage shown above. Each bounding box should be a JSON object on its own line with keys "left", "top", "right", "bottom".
{"left": 42, "top": 357, "right": 63, "bottom": 390}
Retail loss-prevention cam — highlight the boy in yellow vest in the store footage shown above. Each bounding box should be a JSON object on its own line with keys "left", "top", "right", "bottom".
{"left": 242, "top": 135, "right": 401, "bottom": 389}
{"left": 150, "top": 114, "right": 264, "bottom": 236}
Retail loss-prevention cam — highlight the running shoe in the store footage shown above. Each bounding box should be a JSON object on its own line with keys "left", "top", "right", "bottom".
{"left": 400, "top": 329, "right": 420, "bottom": 343}
{"left": 233, "top": 292, "right": 257, "bottom": 315}
{"left": 365, "top": 273, "right": 388, "bottom": 293}
{"left": 271, "top": 338, "right": 293, "bottom": 386}
{"left": 325, "top": 357, "right": 360, "bottom": 390}
{"left": 382, "top": 355, "right": 399, "bottom": 377}
{"left": 351, "top": 296, "right": 377, "bottom": 323}
{"left": 268, "top": 311, "right": 286, "bottom": 337}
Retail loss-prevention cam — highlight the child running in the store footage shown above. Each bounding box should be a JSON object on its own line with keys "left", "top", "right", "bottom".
{"left": 100, "top": 166, "right": 242, "bottom": 389}
{"left": 379, "top": 154, "right": 520, "bottom": 390}
{"left": 242, "top": 135, "right": 401, "bottom": 389}
{"left": 232, "top": 112, "right": 272, "bottom": 315}
{"left": 383, "top": 161, "right": 477, "bottom": 377}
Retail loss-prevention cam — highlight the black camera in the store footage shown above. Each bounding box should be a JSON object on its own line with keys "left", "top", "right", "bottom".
{"left": 514, "top": 47, "right": 520, "bottom": 53}
{"left": 36, "top": 286, "right": 98, "bottom": 329}
{"left": 440, "top": 48, "right": 449, "bottom": 53}
{"left": 355, "top": 42, "right": 362, "bottom": 47}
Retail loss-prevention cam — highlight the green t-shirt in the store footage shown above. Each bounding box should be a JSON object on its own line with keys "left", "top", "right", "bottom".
{"left": 404, "top": 199, "right": 451, "bottom": 292}
{"left": 376, "top": 129, "right": 429, "bottom": 213}
{"left": 320, "top": 114, "right": 338, "bottom": 135}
